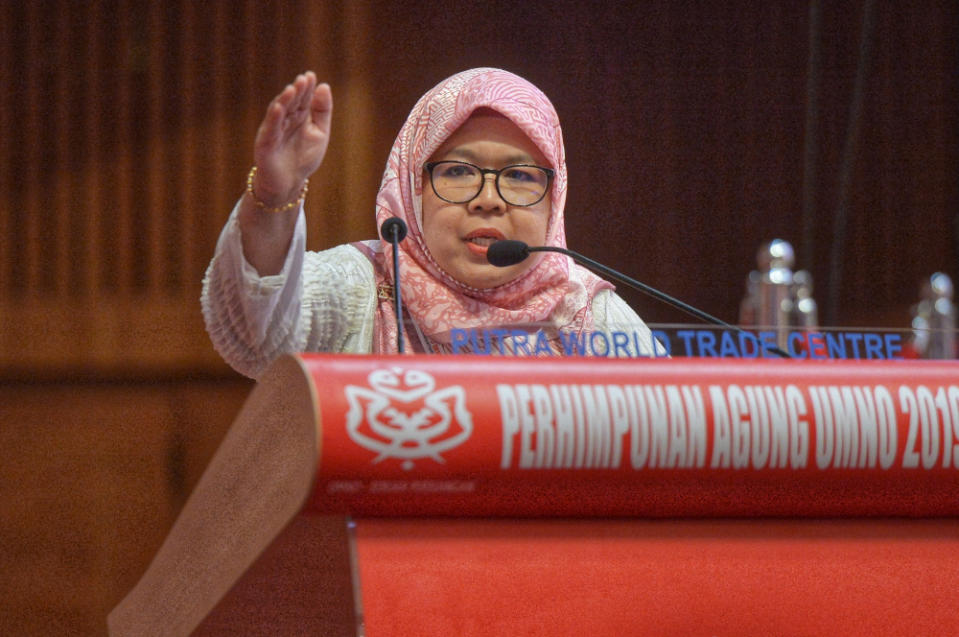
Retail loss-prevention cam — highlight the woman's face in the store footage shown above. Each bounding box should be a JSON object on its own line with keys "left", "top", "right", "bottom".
{"left": 421, "top": 113, "right": 552, "bottom": 290}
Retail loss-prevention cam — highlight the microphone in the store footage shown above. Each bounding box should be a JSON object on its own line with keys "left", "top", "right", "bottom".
{"left": 380, "top": 217, "right": 409, "bottom": 353}
{"left": 486, "top": 239, "right": 531, "bottom": 267}
{"left": 380, "top": 217, "right": 408, "bottom": 242}
{"left": 486, "top": 240, "right": 791, "bottom": 358}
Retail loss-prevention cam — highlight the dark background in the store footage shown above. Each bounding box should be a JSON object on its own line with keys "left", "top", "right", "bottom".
{"left": 1, "top": 1, "right": 956, "bottom": 634}
{"left": 361, "top": 1, "right": 958, "bottom": 328}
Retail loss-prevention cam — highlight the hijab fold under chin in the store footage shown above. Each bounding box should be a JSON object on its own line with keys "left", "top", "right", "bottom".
{"left": 358, "top": 67, "right": 612, "bottom": 353}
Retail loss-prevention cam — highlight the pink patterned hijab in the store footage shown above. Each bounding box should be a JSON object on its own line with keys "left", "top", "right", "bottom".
{"left": 360, "top": 68, "right": 612, "bottom": 353}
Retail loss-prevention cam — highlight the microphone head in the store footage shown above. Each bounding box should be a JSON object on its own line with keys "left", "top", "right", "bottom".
{"left": 380, "top": 217, "right": 408, "bottom": 242}
{"left": 486, "top": 240, "right": 530, "bottom": 267}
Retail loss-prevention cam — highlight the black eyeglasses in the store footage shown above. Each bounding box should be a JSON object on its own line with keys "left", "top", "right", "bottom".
{"left": 424, "top": 160, "right": 554, "bottom": 207}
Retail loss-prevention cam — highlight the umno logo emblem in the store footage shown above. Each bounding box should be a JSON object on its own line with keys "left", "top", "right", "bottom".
{"left": 344, "top": 367, "right": 473, "bottom": 469}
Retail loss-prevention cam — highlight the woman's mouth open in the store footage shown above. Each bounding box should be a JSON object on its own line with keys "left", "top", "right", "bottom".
{"left": 464, "top": 229, "right": 505, "bottom": 256}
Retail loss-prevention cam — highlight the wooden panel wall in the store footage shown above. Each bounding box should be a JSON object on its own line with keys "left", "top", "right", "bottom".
{"left": 1, "top": 1, "right": 956, "bottom": 635}
{"left": 0, "top": 0, "right": 380, "bottom": 377}
{"left": 0, "top": 3, "right": 369, "bottom": 635}
{"left": 0, "top": 377, "right": 252, "bottom": 635}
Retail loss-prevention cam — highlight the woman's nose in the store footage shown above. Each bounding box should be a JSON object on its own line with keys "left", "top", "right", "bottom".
{"left": 468, "top": 174, "right": 507, "bottom": 213}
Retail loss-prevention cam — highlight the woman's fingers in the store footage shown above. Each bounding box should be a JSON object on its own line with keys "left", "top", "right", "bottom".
{"left": 311, "top": 82, "right": 333, "bottom": 135}
{"left": 294, "top": 72, "right": 316, "bottom": 114}
{"left": 250, "top": 72, "right": 331, "bottom": 202}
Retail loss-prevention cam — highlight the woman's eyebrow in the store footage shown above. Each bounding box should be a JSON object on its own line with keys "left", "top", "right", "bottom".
{"left": 442, "top": 147, "right": 538, "bottom": 165}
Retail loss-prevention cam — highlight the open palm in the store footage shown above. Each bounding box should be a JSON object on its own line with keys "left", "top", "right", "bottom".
{"left": 251, "top": 71, "right": 333, "bottom": 206}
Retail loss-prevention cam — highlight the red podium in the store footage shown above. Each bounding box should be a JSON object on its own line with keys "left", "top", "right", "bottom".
{"left": 109, "top": 354, "right": 959, "bottom": 635}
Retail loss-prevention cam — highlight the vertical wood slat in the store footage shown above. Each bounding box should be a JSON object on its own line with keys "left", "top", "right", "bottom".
{"left": 208, "top": 1, "right": 230, "bottom": 279}
{"left": 31, "top": 3, "right": 58, "bottom": 294}
{"left": 0, "top": 2, "right": 11, "bottom": 297}
{"left": 180, "top": 0, "right": 200, "bottom": 296}
{"left": 181, "top": 0, "right": 224, "bottom": 296}
{"left": 114, "top": 0, "right": 135, "bottom": 298}
{"left": 340, "top": 2, "right": 378, "bottom": 242}
{"left": 52, "top": 0, "right": 73, "bottom": 298}
{"left": 161, "top": 0, "right": 185, "bottom": 294}
{"left": 22, "top": 1, "right": 44, "bottom": 295}
{"left": 242, "top": 0, "right": 260, "bottom": 173}
{"left": 94, "top": 0, "right": 120, "bottom": 295}
{"left": 164, "top": 0, "right": 186, "bottom": 294}
{"left": 81, "top": 0, "right": 103, "bottom": 299}
{"left": 176, "top": 0, "right": 197, "bottom": 293}
{"left": 145, "top": 1, "right": 165, "bottom": 294}
{"left": 302, "top": 2, "right": 333, "bottom": 246}
{"left": 65, "top": 4, "right": 91, "bottom": 298}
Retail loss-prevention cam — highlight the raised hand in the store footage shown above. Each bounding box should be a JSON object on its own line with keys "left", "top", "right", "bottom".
{"left": 249, "top": 71, "right": 333, "bottom": 208}
{"left": 239, "top": 72, "right": 333, "bottom": 275}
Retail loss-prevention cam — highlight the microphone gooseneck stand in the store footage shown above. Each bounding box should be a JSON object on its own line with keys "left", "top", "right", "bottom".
{"left": 380, "top": 217, "right": 409, "bottom": 353}
{"left": 487, "top": 239, "right": 791, "bottom": 359}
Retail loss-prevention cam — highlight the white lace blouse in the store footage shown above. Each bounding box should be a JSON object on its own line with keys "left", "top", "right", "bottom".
{"left": 202, "top": 204, "right": 657, "bottom": 379}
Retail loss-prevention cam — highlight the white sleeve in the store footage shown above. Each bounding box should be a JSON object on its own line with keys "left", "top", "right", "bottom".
{"left": 591, "top": 289, "right": 666, "bottom": 357}
{"left": 201, "top": 201, "right": 376, "bottom": 379}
